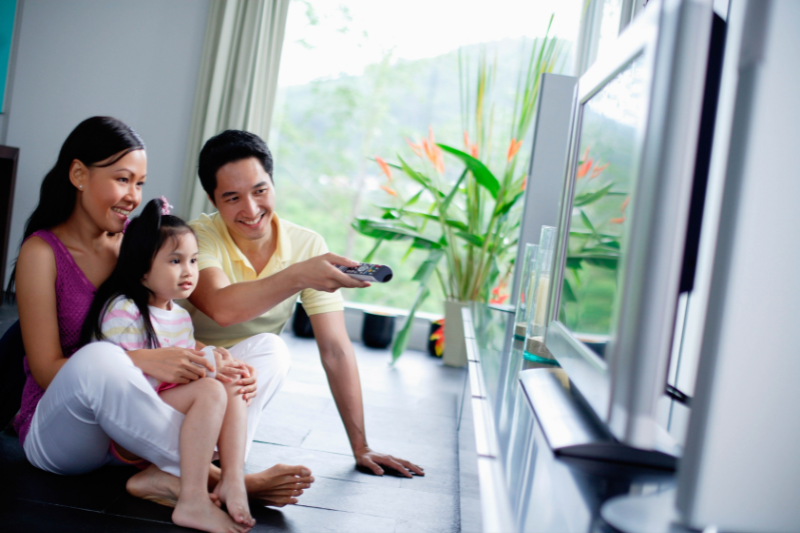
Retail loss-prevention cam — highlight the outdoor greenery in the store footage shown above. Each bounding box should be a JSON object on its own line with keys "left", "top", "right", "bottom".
{"left": 270, "top": 35, "right": 571, "bottom": 319}
{"left": 350, "top": 20, "right": 568, "bottom": 361}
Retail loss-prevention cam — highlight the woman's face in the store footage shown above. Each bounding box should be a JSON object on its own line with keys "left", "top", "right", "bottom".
{"left": 72, "top": 148, "right": 147, "bottom": 234}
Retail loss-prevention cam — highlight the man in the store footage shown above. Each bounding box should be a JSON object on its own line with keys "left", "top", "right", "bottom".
{"left": 186, "top": 130, "right": 423, "bottom": 481}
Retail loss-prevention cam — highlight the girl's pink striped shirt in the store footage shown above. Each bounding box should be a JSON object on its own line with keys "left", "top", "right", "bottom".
{"left": 100, "top": 296, "right": 196, "bottom": 390}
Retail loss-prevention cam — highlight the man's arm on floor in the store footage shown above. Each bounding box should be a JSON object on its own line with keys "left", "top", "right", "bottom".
{"left": 309, "top": 311, "right": 425, "bottom": 478}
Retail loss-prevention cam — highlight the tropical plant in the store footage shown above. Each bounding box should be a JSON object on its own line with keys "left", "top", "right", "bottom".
{"left": 351, "top": 16, "right": 566, "bottom": 362}
{"left": 560, "top": 146, "right": 629, "bottom": 330}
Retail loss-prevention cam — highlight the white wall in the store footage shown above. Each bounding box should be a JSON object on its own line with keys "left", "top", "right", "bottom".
{"left": 3, "top": 0, "right": 210, "bottom": 285}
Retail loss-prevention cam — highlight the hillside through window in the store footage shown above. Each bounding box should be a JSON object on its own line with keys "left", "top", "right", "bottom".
{"left": 269, "top": 0, "right": 581, "bottom": 313}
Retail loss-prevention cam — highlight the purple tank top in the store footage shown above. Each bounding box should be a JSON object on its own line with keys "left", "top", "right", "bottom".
{"left": 14, "top": 229, "right": 97, "bottom": 444}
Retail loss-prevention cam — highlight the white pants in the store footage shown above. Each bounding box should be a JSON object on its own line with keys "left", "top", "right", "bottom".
{"left": 23, "top": 333, "right": 290, "bottom": 477}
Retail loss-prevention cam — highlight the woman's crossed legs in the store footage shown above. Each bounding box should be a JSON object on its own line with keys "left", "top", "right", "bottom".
{"left": 23, "top": 334, "right": 313, "bottom": 511}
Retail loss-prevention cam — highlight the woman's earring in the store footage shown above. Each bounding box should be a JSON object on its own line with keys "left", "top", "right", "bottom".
{"left": 79, "top": 185, "right": 83, "bottom": 190}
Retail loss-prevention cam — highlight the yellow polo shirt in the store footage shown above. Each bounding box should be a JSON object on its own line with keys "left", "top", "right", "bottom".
{"left": 183, "top": 212, "right": 343, "bottom": 348}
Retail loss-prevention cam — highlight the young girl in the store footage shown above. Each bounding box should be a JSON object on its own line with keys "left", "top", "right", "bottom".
{"left": 81, "top": 197, "right": 255, "bottom": 533}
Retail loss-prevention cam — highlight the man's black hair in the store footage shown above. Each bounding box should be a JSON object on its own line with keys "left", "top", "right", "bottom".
{"left": 198, "top": 130, "right": 274, "bottom": 203}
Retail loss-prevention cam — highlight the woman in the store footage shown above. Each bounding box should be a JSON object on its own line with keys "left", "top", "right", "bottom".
{"left": 5, "top": 117, "right": 312, "bottom": 513}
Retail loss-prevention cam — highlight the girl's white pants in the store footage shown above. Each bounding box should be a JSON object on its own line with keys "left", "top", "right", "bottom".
{"left": 22, "top": 333, "right": 290, "bottom": 477}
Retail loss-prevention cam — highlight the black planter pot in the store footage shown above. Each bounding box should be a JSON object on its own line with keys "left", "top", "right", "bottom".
{"left": 292, "top": 303, "right": 315, "bottom": 338}
{"left": 362, "top": 312, "right": 395, "bottom": 349}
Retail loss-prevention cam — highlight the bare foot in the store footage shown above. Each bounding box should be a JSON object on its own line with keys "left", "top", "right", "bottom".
{"left": 126, "top": 464, "right": 180, "bottom": 508}
{"left": 212, "top": 476, "right": 255, "bottom": 527}
{"left": 173, "top": 492, "right": 252, "bottom": 533}
{"left": 243, "top": 464, "right": 314, "bottom": 507}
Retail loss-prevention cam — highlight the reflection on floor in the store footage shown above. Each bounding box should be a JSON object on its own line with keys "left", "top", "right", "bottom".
{"left": 0, "top": 303, "right": 466, "bottom": 533}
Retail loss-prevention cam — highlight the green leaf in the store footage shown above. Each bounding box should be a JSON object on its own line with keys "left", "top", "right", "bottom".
{"left": 398, "top": 156, "right": 444, "bottom": 199}
{"left": 562, "top": 278, "right": 578, "bottom": 302}
{"left": 410, "top": 237, "right": 442, "bottom": 250}
{"left": 441, "top": 169, "right": 468, "bottom": 213}
{"left": 438, "top": 144, "right": 500, "bottom": 199}
{"left": 391, "top": 285, "right": 430, "bottom": 363}
{"left": 573, "top": 183, "right": 614, "bottom": 207}
{"left": 582, "top": 244, "right": 621, "bottom": 256}
{"left": 579, "top": 208, "right": 600, "bottom": 241}
{"left": 403, "top": 189, "right": 424, "bottom": 209}
{"left": 403, "top": 211, "right": 469, "bottom": 231}
{"left": 351, "top": 218, "right": 440, "bottom": 248}
{"left": 495, "top": 190, "right": 525, "bottom": 217}
{"left": 566, "top": 256, "right": 583, "bottom": 270}
{"left": 455, "top": 231, "right": 485, "bottom": 248}
{"left": 412, "top": 249, "right": 445, "bottom": 282}
{"left": 364, "top": 239, "right": 383, "bottom": 263}
{"left": 583, "top": 257, "right": 618, "bottom": 270}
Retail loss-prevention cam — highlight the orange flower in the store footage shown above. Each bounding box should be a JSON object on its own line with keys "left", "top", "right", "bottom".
{"left": 463, "top": 130, "right": 470, "bottom": 150}
{"left": 428, "top": 125, "right": 436, "bottom": 146}
{"left": 422, "top": 139, "right": 434, "bottom": 163}
{"left": 405, "top": 138, "right": 422, "bottom": 158}
{"left": 490, "top": 279, "right": 510, "bottom": 305}
{"left": 506, "top": 138, "right": 523, "bottom": 162}
{"left": 610, "top": 216, "right": 626, "bottom": 224}
{"left": 521, "top": 175, "right": 528, "bottom": 191}
{"left": 620, "top": 196, "right": 630, "bottom": 212}
{"left": 576, "top": 158, "right": 593, "bottom": 179}
{"left": 434, "top": 146, "right": 445, "bottom": 174}
{"left": 375, "top": 156, "right": 392, "bottom": 181}
{"left": 380, "top": 185, "right": 398, "bottom": 197}
{"left": 470, "top": 144, "right": 479, "bottom": 158}
{"left": 590, "top": 162, "right": 608, "bottom": 179}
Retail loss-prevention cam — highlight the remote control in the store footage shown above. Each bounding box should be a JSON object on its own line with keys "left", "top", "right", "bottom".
{"left": 336, "top": 263, "right": 393, "bottom": 283}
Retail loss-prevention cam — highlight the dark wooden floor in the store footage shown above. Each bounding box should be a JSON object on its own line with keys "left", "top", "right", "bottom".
{"left": 0, "top": 303, "right": 466, "bottom": 533}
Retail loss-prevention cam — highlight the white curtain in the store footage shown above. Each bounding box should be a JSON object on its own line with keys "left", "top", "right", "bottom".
{"left": 179, "top": 0, "right": 290, "bottom": 220}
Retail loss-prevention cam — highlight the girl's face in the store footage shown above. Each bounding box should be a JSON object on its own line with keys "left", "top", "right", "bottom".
{"left": 71, "top": 149, "right": 147, "bottom": 234}
{"left": 142, "top": 231, "right": 199, "bottom": 310}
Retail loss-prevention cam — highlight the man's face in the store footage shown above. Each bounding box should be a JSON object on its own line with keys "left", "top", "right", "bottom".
{"left": 211, "top": 157, "right": 275, "bottom": 242}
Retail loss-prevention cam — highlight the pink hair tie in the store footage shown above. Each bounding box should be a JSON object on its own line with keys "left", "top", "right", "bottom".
{"left": 159, "top": 196, "right": 173, "bottom": 216}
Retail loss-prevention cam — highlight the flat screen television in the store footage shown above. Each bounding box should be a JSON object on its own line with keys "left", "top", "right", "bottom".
{"left": 545, "top": 0, "right": 719, "bottom": 455}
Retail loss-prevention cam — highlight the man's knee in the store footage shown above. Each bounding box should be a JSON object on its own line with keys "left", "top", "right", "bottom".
{"left": 239, "top": 333, "right": 291, "bottom": 378}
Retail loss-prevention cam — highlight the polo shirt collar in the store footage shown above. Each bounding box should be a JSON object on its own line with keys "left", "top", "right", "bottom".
{"left": 213, "top": 212, "right": 292, "bottom": 274}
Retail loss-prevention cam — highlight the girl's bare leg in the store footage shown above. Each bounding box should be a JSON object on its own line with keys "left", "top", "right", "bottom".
{"left": 159, "top": 379, "right": 252, "bottom": 533}
{"left": 210, "top": 381, "right": 253, "bottom": 526}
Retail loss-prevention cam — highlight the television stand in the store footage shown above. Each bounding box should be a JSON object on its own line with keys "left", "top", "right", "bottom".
{"left": 519, "top": 368, "right": 679, "bottom": 470}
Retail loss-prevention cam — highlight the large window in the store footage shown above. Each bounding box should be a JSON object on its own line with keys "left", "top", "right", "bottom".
{"left": 269, "top": 0, "right": 581, "bottom": 312}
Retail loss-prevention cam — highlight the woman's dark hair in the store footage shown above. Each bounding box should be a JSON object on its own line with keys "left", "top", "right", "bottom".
{"left": 198, "top": 129, "right": 274, "bottom": 202}
{"left": 6, "top": 116, "right": 145, "bottom": 296}
{"left": 80, "top": 198, "right": 195, "bottom": 349}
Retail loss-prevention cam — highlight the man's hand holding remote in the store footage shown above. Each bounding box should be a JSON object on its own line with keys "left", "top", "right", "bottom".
{"left": 292, "top": 253, "right": 372, "bottom": 293}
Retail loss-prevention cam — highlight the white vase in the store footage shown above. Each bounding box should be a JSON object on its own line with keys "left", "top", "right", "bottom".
{"left": 443, "top": 300, "right": 469, "bottom": 367}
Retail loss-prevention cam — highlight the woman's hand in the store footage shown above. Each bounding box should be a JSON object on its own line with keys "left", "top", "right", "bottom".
{"left": 127, "top": 347, "right": 213, "bottom": 384}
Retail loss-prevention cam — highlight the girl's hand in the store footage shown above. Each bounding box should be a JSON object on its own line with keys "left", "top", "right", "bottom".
{"left": 128, "top": 347, "right": 213, "bottom": 384}
{"left": 212, "top": 347, "right": 249, "bottom": 384}
{"left": 235, "top": 362, "right": 258, "bottom": 406}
